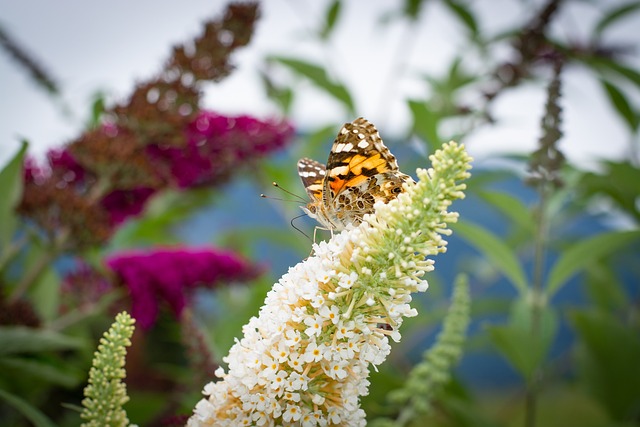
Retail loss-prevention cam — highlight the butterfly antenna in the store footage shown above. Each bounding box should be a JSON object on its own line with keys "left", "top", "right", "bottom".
{"left": 270, "top": 181, "right": 307, "bottom": 203}
{"left": 260, "top": 193, "right": 303, "bottom": 203}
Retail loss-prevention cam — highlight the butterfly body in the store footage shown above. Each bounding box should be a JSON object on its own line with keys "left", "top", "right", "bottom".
{"left": 298, "top": 117, "right": 413, "bottom": 231}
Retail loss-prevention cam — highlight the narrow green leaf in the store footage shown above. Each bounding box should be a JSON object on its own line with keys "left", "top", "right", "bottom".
{"left": 586, "top": 56, "right": 640, "bottom": 89}
{"left": 269, "top": 56, "right": 355, "bottom": 114}
{"left": 320, "top": 0, "right": 342, "bottom": 39}
{"left": 584, "top": 260, "right": 628, "bottom": 312}
{"left": 0, "top": 387, "right": 57, "bottom": 427}
{"left": 570, "top": 309, "right": 640, "bottom": 419}
{"left": 259, "top": 71, "right": 294, "bottom": 115}
{"left": 547, "top": 230, "right": 640, "bottom": 297}
{"left": 451, "top": 221, "right": 528, "bottom": 293}
{"left": 443, "top": 0, "right": 479, "bottom": 38}
{"left": 595, "top": 1, "right": 640, "bottom": 37}
{"left": 0, "top": 141, "right": 27, "bottom": 253}
{"left": 446, "top": 57, "right": 478, "bottom": 91}
{"left": 477, "top": 190, "right": 535, "bottom": 233}
{"left": 30, "top": 266, "right": 60, "bottom": 323}
{"left": 0, "top": 356, "right": 83, "bottom": 388}
{"left": 87, "top": 91, "right": 106, "bottom": 129}
{"left": 600, "top": 79, "right": 639, "bottom": 131}
{"left": 606, "top": 61, "right": 640, "bottom": 88}
{"left": 0, "top": 327, "right": 85, "bottom": 355}
{"left": 579, "top": 160, "right": 640, "bottom": 223}
{"left": 487, "top": 297, "right": 558, "bottom": 382}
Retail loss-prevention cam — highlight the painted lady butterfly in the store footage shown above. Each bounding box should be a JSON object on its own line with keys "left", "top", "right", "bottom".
{"left": 298, "top": 117, "right": 414, "bottom": 231}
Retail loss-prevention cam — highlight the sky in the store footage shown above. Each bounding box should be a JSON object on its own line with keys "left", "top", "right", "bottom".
{"left": 1, "top": 0, "right": 638, "bottom": 170}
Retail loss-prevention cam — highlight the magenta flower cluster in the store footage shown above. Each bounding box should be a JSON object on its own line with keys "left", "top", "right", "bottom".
{"left": 21, "top": 111, "right": 294, "bottom": 232}
{"left": 147, "top": 111, "right": 295, "bottom": 188}
{"left": 106, "top": 247, "right": 262, "bottom": 329}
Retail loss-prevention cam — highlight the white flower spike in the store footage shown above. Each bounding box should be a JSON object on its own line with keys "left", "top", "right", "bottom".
{"left": 188, "top": 141, "right": 472, "bottom": 427}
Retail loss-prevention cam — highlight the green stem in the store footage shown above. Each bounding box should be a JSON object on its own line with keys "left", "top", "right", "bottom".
{"left": 8, "top": 227, "right": 69, "bottom": 304}
{"left": 0, "top": 234, "right": 28, "bottom": 273}
{"left": 524, "top": 183, "right": 551, "bottom": 427}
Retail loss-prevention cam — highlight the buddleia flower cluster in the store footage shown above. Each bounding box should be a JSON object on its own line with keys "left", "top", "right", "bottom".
{"left": 188, "top": 141, "right": 472, "bottom": 426}
{"left": 80, "top": 312, "right": 135, "bottom": 427}
{"left": 17, "top": 3, "right": 296, "bottom": 250}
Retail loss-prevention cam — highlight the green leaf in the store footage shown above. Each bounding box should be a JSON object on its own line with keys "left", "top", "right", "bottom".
{"left": 571, "top": 309, "right": 640, "bottom": 420}
{"left": 0, "top": 140, "right": 27, "bottom": 255}
{"left": 446, "top": 57, "right": 478, "bottom": 91}
{"left": 320, "top": 0, "right": 341, "bottom": 39}
{"left": 594, "top": 1, "right": 640, "bottom": 37}
{"left": 403, "top": 0, "right": 426, "bottom": 20}
{"left": 451, "top": 221, "right": 529, "bottom": 293}
{"left": 0, "top": 356, "right": 83, "bottom": 388}
{"left": 407, "top": 99, "right": 440, "bottom": 152}
{"left": 579, "top": 160, "right": 640, "bottom": 222}
{"left": 600, "top": 79, "right": 639, "bottom": 131}
{"left": 87, "top": 91, "right": 107, "bottom": 129}
{"left": 547, "top": 229, "right": 640, "bottom": 297}
{"left": 259, "top": 71, "right": 294, "bottom": 115}
{"left": 477, "top": 190, "right": 535, "bottom": 233}
{"left": 443, "top": 0, "right": 479, "bottom": 38}
{"left": 30, "top": 264, "right": 60, "bottom": 322}
{"left": 487, "top": 297, "right": 558, "bottom": 382}
{"left": 606, "top": 61, "right": 640, "bottom": 88}
{"left": 0, "top": 327, "right": 85, "bottom": 355}
{"left": 584, "top": 260, "right": 628, "bottom": 312}
{"left": 0, "top": 387, "right": 57, "bottom": 427}
{"left": 268, "top": 56, "right": 355, "bottom": 114}
{"left": 586, "top": 56, "right": 640, "bottom": 89}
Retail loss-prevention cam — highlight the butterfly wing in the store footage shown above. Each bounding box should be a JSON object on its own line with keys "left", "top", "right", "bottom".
{"left": 324, "top": 117, "right": 411, "bottom": 204}
{"left": 297, "top": 117, "right": 413, "bottom": 230}
{"left": 297, "top": 157, "right": 326, "bottom": 203}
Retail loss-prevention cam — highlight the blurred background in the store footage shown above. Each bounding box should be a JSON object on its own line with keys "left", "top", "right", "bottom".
{"left": 1, "top": 0, "right": 638, "bottom": 167}
{"left": 0, "top": 1, "right": 639, "bottom": 426}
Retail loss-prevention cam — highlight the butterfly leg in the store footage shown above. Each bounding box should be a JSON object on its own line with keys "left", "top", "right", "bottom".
{"left": 309, "top": 225, "right": 331, "bottom": 256}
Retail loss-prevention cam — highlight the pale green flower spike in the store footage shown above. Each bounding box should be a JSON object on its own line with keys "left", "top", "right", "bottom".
{"left": 189, "top": 141, "right": 472, "bottom": 427}
{"left": 373, "top": 274, "right": 471, "bottom": 427}
{"left": 81, "top": 311, "right": 135, "bottom": 427}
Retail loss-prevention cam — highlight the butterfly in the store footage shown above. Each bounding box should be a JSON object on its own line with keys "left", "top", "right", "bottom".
{"left": 297, "top": 117, "right": 414, "bottom": 231}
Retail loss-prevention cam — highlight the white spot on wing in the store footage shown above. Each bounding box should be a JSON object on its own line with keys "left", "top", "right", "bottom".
{"left": 357, "top": 140, "right": 369, "bottom": 149}
{"left": 332, "top": 165, "right": 348, "bottom": 175}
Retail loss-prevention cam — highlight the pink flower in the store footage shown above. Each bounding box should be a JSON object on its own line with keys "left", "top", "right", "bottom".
{"left": 105, "top": 247, "right": 262, "bottom": 329}
{"left": 147, "top": 111, "right": 295, "bottom": 188}
{"left": 101, "top": 188, "right": 156, "bottom": 225}
{"left": 23, "top": 148, "right": 87, "bottom": 185}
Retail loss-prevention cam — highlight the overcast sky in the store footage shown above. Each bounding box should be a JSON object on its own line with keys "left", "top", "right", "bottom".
{"left": 1, "top": 0, "right": 638, "bottom": 169}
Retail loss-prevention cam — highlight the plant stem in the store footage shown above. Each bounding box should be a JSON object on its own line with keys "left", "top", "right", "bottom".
{"left": 0, "top": 234, "right": 28, "bottom": 273}
{"left": 524, "top": 182, "right": 551, "bottom": 427}
{"left": 8, "top": 227, "right": 69, "bottom": 304}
